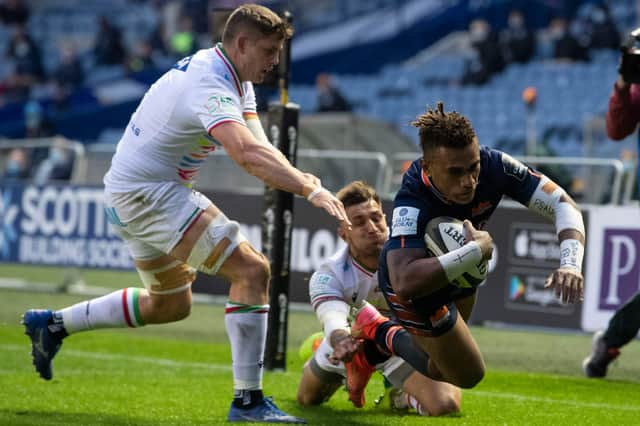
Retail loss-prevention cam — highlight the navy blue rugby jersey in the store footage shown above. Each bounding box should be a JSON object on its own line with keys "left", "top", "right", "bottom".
{"left": 378, "top": 146, "right": 542, "bottom": 308}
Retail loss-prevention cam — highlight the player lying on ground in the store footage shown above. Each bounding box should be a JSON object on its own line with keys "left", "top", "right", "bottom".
{"left": 21, "top": 4, "right": 349, "bottom": 424}
{"left": 296, "top": 181, "right": 460, "bottom": 415}
{"left": 350, "top": 102, "right": 585, "bottom": 395}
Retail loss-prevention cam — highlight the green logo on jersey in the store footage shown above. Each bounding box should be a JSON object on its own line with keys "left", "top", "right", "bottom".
{"left": 206, "top": 95, "right": 234, "bottom": 114}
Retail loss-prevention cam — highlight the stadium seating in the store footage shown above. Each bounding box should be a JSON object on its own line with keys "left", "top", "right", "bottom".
{"left": 289, "top": 48, "right": 622, "bottom": 159}
{"left": 1, "top": 0, "right": 636, "bottom": 180}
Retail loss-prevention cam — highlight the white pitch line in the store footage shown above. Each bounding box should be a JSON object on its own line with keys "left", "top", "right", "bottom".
{"left": 2, "top": 343, "right": 232, "bottom": 371}
{"left": 2, "top": 343, "right": 293, "bottom": 376}
{"left": 4, "top": 343, "right": 638, "bottom": 412}
{"left": 469, "top": 390, "right": 640, "bottom": 412}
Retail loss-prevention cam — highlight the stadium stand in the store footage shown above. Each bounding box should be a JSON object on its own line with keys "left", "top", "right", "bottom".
{"left": 0, "top": 0, "right": 637, "bottom": 202}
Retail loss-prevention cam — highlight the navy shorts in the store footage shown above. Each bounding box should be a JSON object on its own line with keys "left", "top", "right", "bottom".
{"left": 379, "top": 282, "right": 475, "bottom": 337}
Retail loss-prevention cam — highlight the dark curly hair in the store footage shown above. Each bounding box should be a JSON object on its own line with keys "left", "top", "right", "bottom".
{"left": 411, "top": 102, "right": 476, "bottom": 154}
{"left": 223, "top": 4, "right": 293, "bottom": 43}
{"left": 336, "top": 181, "right": 380, "bottom": 209}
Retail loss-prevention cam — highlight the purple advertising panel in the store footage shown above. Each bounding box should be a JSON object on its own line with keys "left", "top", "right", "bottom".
{"left": 598, "top": 229, "right": 640, "bottom": 310}
{"left": 583, "top": 206, "right": 640, "bottom": 332}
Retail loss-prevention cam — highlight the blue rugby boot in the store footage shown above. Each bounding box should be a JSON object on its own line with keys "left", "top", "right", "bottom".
{"left": 227, "top": 397, "right": 306, "bottom": 423}
{"left": 22, "top": 309, "right": 65, "bottom": 380}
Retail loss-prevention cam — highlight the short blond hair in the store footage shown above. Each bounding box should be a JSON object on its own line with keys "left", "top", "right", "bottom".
{"left": 222, "top": 4, "right": 293, "bottom": 43}
{"left": 336, "top": 181, "right": 380, "bottom": 209}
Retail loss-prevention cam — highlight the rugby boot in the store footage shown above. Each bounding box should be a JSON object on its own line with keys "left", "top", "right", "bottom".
{"left": 227, "top": 397, "right": 306, "bottom": 423}
{"left": 351, "top": 301, "right": 392, "bottom": 342}
{"left": 583, "top": 330, "right": 620, "bottom": 378}
{"left": 344, "top": 347, "right": 375, "bottom": 408}
{"left": 22, "top": 309, "right": 65, "bottom": 380}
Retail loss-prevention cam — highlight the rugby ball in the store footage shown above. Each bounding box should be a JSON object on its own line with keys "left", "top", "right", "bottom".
{"left": 424, "top": 216, "right": 487, "bottom": 288}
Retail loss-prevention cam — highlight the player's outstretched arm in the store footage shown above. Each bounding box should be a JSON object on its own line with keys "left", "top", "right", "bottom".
{"left": 526, "top": 176, "right": 585, "bottom": 304}
{"left": 211, "top": 121, "right": 349, "bottom": 224}
{"left": 313, "top": 297, "right": 359, "bottom": 364}
{"left": 544, "top": 227, "right": 584, "bottom": 304}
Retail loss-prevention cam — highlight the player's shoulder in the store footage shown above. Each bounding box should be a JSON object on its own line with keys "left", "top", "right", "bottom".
{"left": 398, "top": 158, "right": 423, "bottom": 189}
{"left": 309, "top": 266, "right": 343, "bottom": 301}
{"left": 479, "top": 145, "right": 502, "bottom": 169}
{"left": 184, "top": 48, "right": 239, "bottom": 92}
{"left": 171, "top": 49, "right": 211, "bottom": 76}
{"left": 394, "top": 159, "right": 432, "bottom": 211}
{"left": 480, "top": 146, "right": 529, "bottom": 181}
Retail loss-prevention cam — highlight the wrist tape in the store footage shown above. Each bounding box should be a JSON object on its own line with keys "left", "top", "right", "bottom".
{"left": 437, "top": 241, "right": 483, "bottom": 282}
{"left": 559, "top": 239, "right": 584, "bottom": 272}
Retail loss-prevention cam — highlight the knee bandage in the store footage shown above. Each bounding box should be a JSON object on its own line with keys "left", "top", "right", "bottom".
{"left": 138, "top": 260, "right": 196, "bottom": 295}
{"left": 186, "top": 213, "right": 247, "bottom": 274}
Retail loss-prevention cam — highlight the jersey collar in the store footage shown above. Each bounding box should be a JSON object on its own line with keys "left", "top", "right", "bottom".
{"left": 420, "top": 168, "right": 453, "bottom": 205}
{"left": 350, "top": 256, "right": 375, "bottom": 277}
{"left": 214, "top": 43, "right": 244, "bottom": 98}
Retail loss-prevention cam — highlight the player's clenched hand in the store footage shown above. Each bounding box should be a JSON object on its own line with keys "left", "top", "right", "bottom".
{"left": 462, "top": 220, "right": 493, "bottom": 261}
{"left": 308, "top": 188, "right": 351, "bottom": 227}
{"left": 544, "top": 267, "right": 583, "bottom": 304}
{"left": 328, "top": 334, "right": 362, "bottom": 365}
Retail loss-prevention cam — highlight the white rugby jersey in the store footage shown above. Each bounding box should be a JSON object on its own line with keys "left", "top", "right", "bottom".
{"left": 104, "top": 43, "right": 257, "bottom": 192}
{"left": 309, "top": 245, "right": 390, "bottom": 314}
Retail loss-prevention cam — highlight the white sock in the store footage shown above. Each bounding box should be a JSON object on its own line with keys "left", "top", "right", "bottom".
{"left": 224, "top": 301, "right": 269, "bottom": 391}
{"left": 407, "top": 394, "right": 425, "bottom": 416}
{"left": 57, "top": 288, "right": 145, "bottom": 334}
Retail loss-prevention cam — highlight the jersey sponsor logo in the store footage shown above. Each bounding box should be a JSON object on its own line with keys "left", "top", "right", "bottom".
{"left": 315, "top": 273, "right": 332, "bottom": 285}
{"left": 441, "top": 223, "right": 465, "bottom": 249}
{"left": 206, "top": 95, "right": 235, "bottom": 114}
{"left": 532, "top": 197, "right": 554, "bottom": 218}
{"left": 391, "top": 206, "right": 419, "bottom": 237}
{"left": 172, "top": 55, "right": 193, "bottom": 72}
{"left": 502, "top": 153, "right": 527, "bottom": 181}
{"left": 309, "top": 273, "right": 334, "bottom": 297}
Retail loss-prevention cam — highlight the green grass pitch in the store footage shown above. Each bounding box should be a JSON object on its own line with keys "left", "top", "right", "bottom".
{"left": 1, "top": 265, "right": 639, "bottom": 425}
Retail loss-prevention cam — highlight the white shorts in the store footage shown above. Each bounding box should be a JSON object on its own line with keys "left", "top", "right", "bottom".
{"left": 310, "top": 337, "right": 414, "bottom": 388}
{"left": 104, "top": 182, "right": 213, "bottom": 260}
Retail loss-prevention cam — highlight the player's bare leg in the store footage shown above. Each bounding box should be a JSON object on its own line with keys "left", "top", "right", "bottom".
{"left": 21, "top": 254, "right": 195, "bottom": 381}
{"left": 297, "top": 362, "right": 342, "bottom": 406}
{"left": 412, "top": 316, "right": 485, "bottom": 388}
{"left": 401, "top": 370, "right": 461, "bottom": 416}
{"left": 168, "top": 203, "right": 303, "bottom": 423}
{"left": 133, "top": 255, "right": 194, "bottom": 323}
